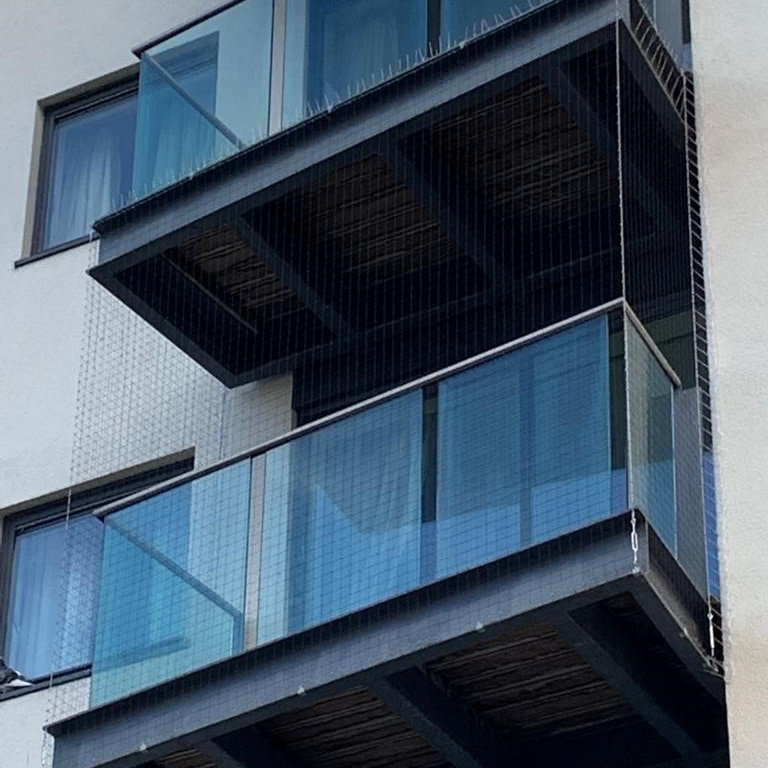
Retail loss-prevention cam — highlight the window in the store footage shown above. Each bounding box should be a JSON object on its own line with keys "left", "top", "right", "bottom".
{"left": 31, "top": 81, "right": 138, "bottom": 258}
{"left": 0, "top": 456, "right": 193, "bottom": 686}
{"left": 5, "top": 513, "right": 103, "bottom": 681}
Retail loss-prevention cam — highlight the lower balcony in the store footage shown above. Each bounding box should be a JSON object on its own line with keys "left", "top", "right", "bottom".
{"left": 48, "top": 303, "right": 727, "bottom": 768}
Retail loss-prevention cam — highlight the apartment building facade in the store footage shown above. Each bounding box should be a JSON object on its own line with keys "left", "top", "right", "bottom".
{"left": 0, "top": 1, "right": 763, "bottom": 767}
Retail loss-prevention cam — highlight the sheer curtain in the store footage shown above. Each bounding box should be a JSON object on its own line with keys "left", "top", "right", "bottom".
{"left": 322, "top": 1, "right": 400, "bottom": 101}
{"left": 311, "top": 0, "right": 426, "bottom": 105}
{"left": 134, "top": 53, "right": 220, "bottom": 195}
{"left": 45, "top": 120, "right": 123, "bottom": 249}
{"left": 286, "top": 393, "right": 423, "bottom": 633}
{"left": 133, "top": 38, "right": 223, "bottom": 196}
{"left": 435, "top": 317, "right": 613, "bottom": 577}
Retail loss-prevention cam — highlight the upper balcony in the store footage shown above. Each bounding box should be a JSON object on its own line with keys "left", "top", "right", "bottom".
{"left": 90, "top": 0, "right": 693, "bottom": 398}
{"left": 48, "top": 304, "right": 726, "bottom": 768}
{"left": 126, "top": 0, "right": 682, "bottom": 201}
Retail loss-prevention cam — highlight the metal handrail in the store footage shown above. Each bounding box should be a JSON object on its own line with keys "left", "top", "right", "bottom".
{"left": 93, "top": 298, "right": 678, "bottom": 520}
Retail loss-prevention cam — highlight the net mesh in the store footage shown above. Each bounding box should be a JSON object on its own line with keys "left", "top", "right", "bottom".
{"left": 41, "top": 1, "right": 721, "bottom": 764}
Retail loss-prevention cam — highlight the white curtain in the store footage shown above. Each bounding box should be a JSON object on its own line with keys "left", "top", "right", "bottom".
{"left": 323, "top": 2, "right": 399, "bottom": 100}
{"left": 284, "top": 392, "right": 423, "bottom": 632}
{"left": 45, "top": 124, "right": 121, "bottom": 248}
{"left": 134, "top": 49, "right": 222, "bottom": 195}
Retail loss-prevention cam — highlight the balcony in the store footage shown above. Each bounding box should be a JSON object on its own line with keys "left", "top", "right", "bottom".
{"left": 128, "top": 0, "right": 683, "bottom": 201}
{"left": 91, "top": 0, "right": 692, "bottom": 394}
{"left": 48, "top": 304, "right": 726, "bottom": 768}
{"left": 128, "top": 0, "right": 572, "bottom": 200}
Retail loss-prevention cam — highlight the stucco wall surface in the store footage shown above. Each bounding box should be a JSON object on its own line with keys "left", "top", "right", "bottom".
{"left": 690, "top": 3, "right": 768, "bottom": 763}
{"left": 0, "top": 0, "right": 220, "bottom": 510}
{"left": 0, "top": 678, "right": 89, "bottom": 768}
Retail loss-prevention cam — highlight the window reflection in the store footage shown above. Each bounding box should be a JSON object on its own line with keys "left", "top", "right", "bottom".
{"left": 5, "top": 515, "right": 103, "bottom": 681}
{"left": 284, "top": 0, "right": 428, "bottom": 126}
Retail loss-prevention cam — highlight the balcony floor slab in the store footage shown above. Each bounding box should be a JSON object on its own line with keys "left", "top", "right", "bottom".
{"left": 48, "top": 512, "right": 727, "bottom": 768}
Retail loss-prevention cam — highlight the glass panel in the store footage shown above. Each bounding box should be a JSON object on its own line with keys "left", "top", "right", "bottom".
{"left": 133, "top": 47, "right": 237, "bottom": 196}
{"left": 85, "top": 313, "right": 655, "bottom": 701}
{"left": 133, "top": 0, "right": 272, "bottom": 196}
{"left": 283, "top": 0, "right": 428, "bottom": 127}
{"left": 42, "top": 93, "right": 136, "bottom": 250}
{"left": 440, "top": 0, "right": 556, "bottom": 47}
{"left": 90, "top": 461, "right": 251, "bottom": 706}
{"left": 435, "top": 317, "right": 615, "bottom": 577}
{"left": 627, "top": 321, "right": 677, "bottom": 553}
{"left": 639, "top": 0, "right": 656, "bottom": 21}
{"left": 258, "top": 393, "right": 423, "bottom": 644}
{"left": 5, "top": 515, "right": 103, "bottom": 681}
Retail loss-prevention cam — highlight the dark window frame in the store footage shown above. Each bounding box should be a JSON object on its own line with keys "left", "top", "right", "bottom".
{"left": 0, "top": 454, "right": 194, "bottom": 692}
{"left": 16, "top": 76, "right": 139, "bottom": 268}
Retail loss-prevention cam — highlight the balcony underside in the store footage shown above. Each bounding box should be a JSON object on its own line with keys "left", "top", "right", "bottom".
{"left": 91, "top": 0, "right": 687, "bottom": 388}
{"left": 49, "top": 513, "right": 727, "bottom": 768}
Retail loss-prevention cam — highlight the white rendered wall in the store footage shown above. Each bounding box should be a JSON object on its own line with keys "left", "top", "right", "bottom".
{"left": 0, "top": 0, "right": 227, "bottom": 508}
{"left": 690, "top": 3, "right": 768, "bottom": 764}
{"left": 0, "top": 678, "right": 89, "bottom": 768}
{"left": 0, "top": 3, "right": 293, "bottom": 767}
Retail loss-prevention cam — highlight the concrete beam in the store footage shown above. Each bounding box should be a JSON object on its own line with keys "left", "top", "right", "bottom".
{"left": 370, "top": 668, "right": 512, "bottom": 768}
{"left": 553, "top": 603, "right": 701, "bottom": 756}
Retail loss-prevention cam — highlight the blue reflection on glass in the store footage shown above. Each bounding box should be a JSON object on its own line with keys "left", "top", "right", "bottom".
{"left": 6, "top": 515, "right": 103, "bottom": 680}
{"left": 283, "top": 0, "right": 428, "bottom": 126}
{"left": 132, "top": 0, "right": 272, "bottom": 196}
{"left": 627, "top": 323, "right": 677, "bottom": 553}
{"left": 436, "top": 317, "right": 614, "bottom": 577}
{"left": 258, "top": 393, "right": 422, "bottom": 644}
{"left": 90, "top": 462, "right": 251, "bottom": 706}
{"left": 44, "top": 93, "right": 136, "bottom": 249}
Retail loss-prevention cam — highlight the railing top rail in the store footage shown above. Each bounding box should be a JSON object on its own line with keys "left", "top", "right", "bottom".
{"left": 130, "top": 0, "right": 564, "bottom": 59}
{"left": 624, "top": 302, "right": 682, "bottom": 388}
{"left": 93, "top": 298, "right": 677, "bottom": 520}
{"left": 132, "top": 0, "right": 247, "bottom": 57}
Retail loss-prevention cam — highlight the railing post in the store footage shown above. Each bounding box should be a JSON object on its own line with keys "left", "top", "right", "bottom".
{"left": 244, "top": 454, "right": 267, "bottom": 649}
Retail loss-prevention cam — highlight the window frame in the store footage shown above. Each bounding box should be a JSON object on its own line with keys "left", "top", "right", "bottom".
{"left": 17, "top": 76, "right": 140, "bottom": 268}
{"left": 0, "top": 454, "right": 194, "bottom": 693}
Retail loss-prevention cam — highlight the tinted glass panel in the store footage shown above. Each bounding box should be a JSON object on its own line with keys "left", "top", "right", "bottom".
{"left": 435, "top": 317, "right": 615, "bottom": 577}
{"left": 284, "top": 0, "right": 428, "bottom": 127}
{"left": 42, "top": 92, "right": 136, "bottom": 250}
{"left": 258, "top": 394, "right": 423, "bottom": 645}
{"left": 90, "top": 462, "right": 251, "bottom": 706}
{"left": 133, "top": 0, "right": 272, "bottom": 196}
{"left": 627, "top": 321, "right": 677, "bottom": 552}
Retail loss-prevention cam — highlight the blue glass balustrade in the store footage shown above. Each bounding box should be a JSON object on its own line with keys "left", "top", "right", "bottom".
{"left": 282, "top": 0, "right": 428, "bottom": 127}
{"left": 627, "top": 321, "right": 677, "bottom": 553}
{"left": 90, "top": 462, "right": 252, "bottom": 706}
{"left": 90, "top": 309, "right": 682, "bottom": 705}
{"left": 132, "top": 0, "right": 273, "bottom": 196}
{"left": 122, "top": 0, "right": 684, "bottom": 201}
{"left": 128, "top": 0, "right": 569, "bottom": 198}
{"left": 435, "top": 319, "right": 614, "bottom": 578}
{"left": 258, "top": 395, "right": 423, "bottom": 644}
